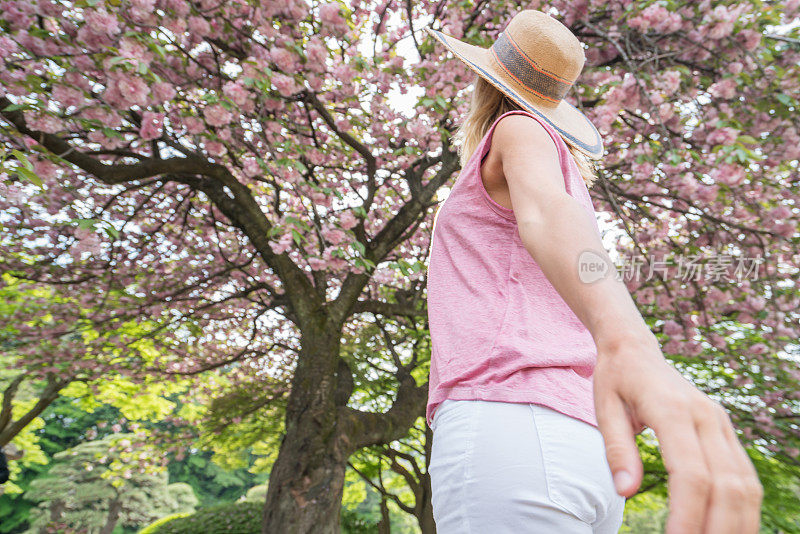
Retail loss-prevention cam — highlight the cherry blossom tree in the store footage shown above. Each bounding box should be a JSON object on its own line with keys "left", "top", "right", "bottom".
{"left": 1, "top": 0, "right": 798, "bottom": 532}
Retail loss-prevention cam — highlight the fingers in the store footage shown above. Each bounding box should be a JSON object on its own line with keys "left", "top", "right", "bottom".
{"left": 650, "top": 411, "right": 711, "bottom": 534}
{"left": 712, "top": 403, "right": 764, "bottom": 533}
{"left": 655, "top": 399, "right": 764, "bottom": 534}
{"left": 694, "top": 402, "right": 748, "bottom": 534}
{"left": 596, "top": 393, "right": 643, "bottom": 497}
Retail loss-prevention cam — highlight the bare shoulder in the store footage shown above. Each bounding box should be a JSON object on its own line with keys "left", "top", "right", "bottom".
{"left": 492, "top": 113, "right": 563, "bottom": 190}
{"left": 492, "top": 113, "right": 558, "bottom": 159}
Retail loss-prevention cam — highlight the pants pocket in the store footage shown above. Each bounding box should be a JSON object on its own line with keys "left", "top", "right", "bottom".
{"left": 530, "top": 404, "right": 615, "bottom": 525}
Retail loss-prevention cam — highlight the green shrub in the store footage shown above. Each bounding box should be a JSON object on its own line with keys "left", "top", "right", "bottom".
{"left": 138, "top": 511, "right": 193, "bottom": 534}
{"left": 141, "top": 502, "right": 262, "bottom": 534}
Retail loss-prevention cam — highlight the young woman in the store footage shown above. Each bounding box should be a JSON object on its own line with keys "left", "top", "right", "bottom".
{"left": 424, "top": 10, "right": 763, "bottom": 534}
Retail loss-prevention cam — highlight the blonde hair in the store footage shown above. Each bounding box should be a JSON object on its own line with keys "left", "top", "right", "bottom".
{"left": 452, "top": 75, "right": 599, "bottom": 188}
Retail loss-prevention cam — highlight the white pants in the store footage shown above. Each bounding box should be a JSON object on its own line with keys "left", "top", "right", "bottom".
{"left": 429, "top": 399, "right": 626, "bottom": 533}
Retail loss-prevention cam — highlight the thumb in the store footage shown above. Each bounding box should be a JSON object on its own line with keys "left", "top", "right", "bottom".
{"left": 597, "top": 394, "right": 643, "bottom": 498}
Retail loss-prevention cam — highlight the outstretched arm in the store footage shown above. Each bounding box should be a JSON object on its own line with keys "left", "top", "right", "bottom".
{"left": 493, "top": 113, "right": 763, "bottom": 534}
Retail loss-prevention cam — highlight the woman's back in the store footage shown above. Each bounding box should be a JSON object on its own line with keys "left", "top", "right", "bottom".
{"left": 426, "top": 109, "right": 602, "bottom": 429}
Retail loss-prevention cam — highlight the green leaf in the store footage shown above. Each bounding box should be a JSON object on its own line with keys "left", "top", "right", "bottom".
{"left": 103, "top": 226, "right": 120, "bottom": 240}
{"left": 398, "top": 260, "right": 410, "bottom": 275}
{"left": 17, "top": 167, "right": 44, "bottom": 188}
{"left": 776, "top": 93, "right": 793, "bottom": 107}
{"left": 352, "top": 241, "right": 365, "bottom": 255}
{"left": 293, "top": 159, "right": 308, "bottom": 173}
{"left": 284, "top": 216, "right": 309, "bottom": 231}
{"left": 72, "top": 218, "right": 99, "bottom": 230}
{"left": 106, "top": 56, "right": 128, "bottom": 67}
{"left": 290, "top": 229, "right": 303, "bottom": 246}
{"left": 2, "top": 103, "right": 28, "bottom": 112}
{"left": 10, "top": 150, "right": 33, "bottom": 170}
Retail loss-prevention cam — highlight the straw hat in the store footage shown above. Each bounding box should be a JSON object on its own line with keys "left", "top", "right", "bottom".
{"left": 424, "top": 10, "right": 604, "bottom": 160}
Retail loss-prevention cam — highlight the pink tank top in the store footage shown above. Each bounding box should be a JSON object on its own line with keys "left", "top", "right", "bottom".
{"left": 426, "top": 109, "right": 602, "bottom": 429}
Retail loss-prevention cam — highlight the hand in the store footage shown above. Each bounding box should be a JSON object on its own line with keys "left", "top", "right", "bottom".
{"left": 592, "top": 335, "right": 764, "bottom": 534}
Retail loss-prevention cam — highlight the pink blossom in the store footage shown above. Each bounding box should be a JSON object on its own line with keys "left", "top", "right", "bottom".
{"left": 306, "top": 73, "right": 324, "bottom": 92}
{"left": 269, "top": 232, "right": 294, "bottom": 254}
{"left": 710, "top": 163, "right": 745, "bottom": 186}
{"left": 216, "top": 127, "right": 232, "bottom": 142}
{"left": 2, "top": 0, "right": 35, "bottom": 31}
{"left": 736, "top": 29, "right": 761, "bottom": 51}
{"left": 706, "top": 286, "right": 729, "bottom": 304}
{"left": 84, "top": 8, "right": 120, "bottom": 36}
{"left": 181, "top": 115, "right": 205, "bottom": 135}
{"left": 151, "top": 82, "right": 177, "bottom": 104}
{"left": 139, "top": 111, "right": 164, "bottom": 140}
{"left": 656, "top": 70, "right": 681, "bottom": 95}
{"left": 222, "top": 81, "right": 250, "bottom": 106}
{"left": 746, "top": 295, "right": 766, "bottom": 311}
{"left": 104, "top": 72, "right": 150, "bottom": 109}
{"left": 306, "top": 148, "right": 325, "bottom": 165}
{"left": 339, "top": 210, "right": 357, "bottom": 229}
{"left": 205, "top": 140, "right": 226, "bottom": 157}
{"left": 332, "top": 63, "right": 356, "bottom": 84}
{"left": 321, "top": 226, "right": 346, "bottom": 245}
{"left": 708, "top": 77, "right": 737, "bottom": 99}
{"left": 372, "top": 268, "right": 394, "bottom": 284}
{"left": 319, "top": 3, "right": 343, "bottom": 23}
{"left": 163, "top": 17, "right": 187, "bottom": 34}
{"left": 662, "top": 320, "right": 683, "bottom": 337}
{"left": 87, "top": 130, "right": 123, "bottom": 149}
{"left": 163, "top": 0, "right": 190, "bottom": 16}
{"left": 334, "top": 117, "right": 352, "bottom": 131}
{"left": 119, "top": 37, "right": 152, "bottom": 66}
{"left": 129, "top": 0, "right": 156, "bottom": 22}
{"left": 708, "top": 20, "right": 734, "bottom": 40}
{"left": 23, "top": 111, "right": 64, "bottom": 133}
{"left": 269, "top": 46, "right": 297, "bottom": 71}
{"left": 203, "top": 104, "right": 232, "bottom": 127}
{"left": 308, "top": 256, "right": 327, "bottom": 270}
{"left": 709, "top": 333, "right": 727, "bottom": 349}
{"left": 242, "top": 157, "right": 260, "bottom": 177}
{"left": 272, "top": 73, "right": 298, "bottom": 97}
{"left": 695, "top": 184, "right": 718, "bottom": 203}
{"left": 628, "top": 5, "right": 679, "bottom": 34}
{"left": 769, "top": 206, "right": 792, "bottom": 220}
{"left": 310, "top": 191, "right": 330, "bottom": 206}
{"left": 0, "top": 36, "right": 19, "bottom": 59}
{"left": 52, "top": 84, "right": 85, "bottom": 108}
{"left": 305, "top": 36, "right": 327, "bottom": 66}
{"left": 81, "top": 106, "right": 122, "bottom": 127}
{"left": 706, "top": 126, "right": 739, "bottom": 146}
{"left": 187, "top": 16, "right": 211, "bottom": 36}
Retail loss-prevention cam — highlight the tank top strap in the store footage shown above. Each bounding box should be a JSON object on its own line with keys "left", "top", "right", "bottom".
{"left": 475, "top": 108, "right": 582, "bottom": 196}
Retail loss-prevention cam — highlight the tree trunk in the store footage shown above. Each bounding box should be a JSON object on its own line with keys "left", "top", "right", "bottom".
{"left": 43, "top": 499, "right": 65, "bottom": 534}
{"left": 419, "top": 486, "right": 437, "bottom": 534}
{"left": 259, "top": 320, "right": 428, "bottom": 533}
{"left": 260, "top": 423, "right": 348, "bottom": 534}
{"left": 261, "top": 331, "right": 350, "bottom": 534}
{"left": 99, "top": 498, "right": 122, "bottom": 534}
{"left": 377, "top": 495, "right": 391, "bottom": 534}
{"left": 420, "top": 425, "right": 437, "bottom": 534}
